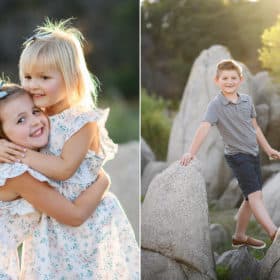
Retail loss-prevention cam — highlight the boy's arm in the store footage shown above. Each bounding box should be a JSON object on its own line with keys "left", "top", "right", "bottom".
{"left": 21, "top": 122, "right": 98, "bottom": 180}
{"left": 180, "top": 122, "right": 211, "bottom": 166}
{"left": 3, "top": 169, "right": 110, "bottom": 227}
{"left": 252, "top": 118, "right": 280, "bottom": 159}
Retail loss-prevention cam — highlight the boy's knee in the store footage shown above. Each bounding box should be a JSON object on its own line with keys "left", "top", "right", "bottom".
{"left": 248, "top": 190, "right": 262, "bottom": 201}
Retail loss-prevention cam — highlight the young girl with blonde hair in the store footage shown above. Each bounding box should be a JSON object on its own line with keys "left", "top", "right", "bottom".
{"left": 9, "top": 18, "right": 138, "bottom": 279}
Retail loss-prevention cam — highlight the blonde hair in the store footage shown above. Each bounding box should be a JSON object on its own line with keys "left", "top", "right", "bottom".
{"left": 19, "top": 18, "right": 98, "bottom": 107}
{"left": 216, "top": 59, "right": 243, "bottom": 78}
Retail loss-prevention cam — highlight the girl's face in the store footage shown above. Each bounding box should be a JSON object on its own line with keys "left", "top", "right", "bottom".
{"left": 0, "top": 94, "right": 49, "bottom": 149}
{"left": 22, "top": 65, "right": 69, "bottom": 116}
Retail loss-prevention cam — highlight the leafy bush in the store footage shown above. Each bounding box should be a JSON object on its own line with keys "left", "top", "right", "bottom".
{"left": 99, "top": 97, "right": 139, "bottom": 143}
{"left": 141, "top": 89, "right": 171, "bottom": 160}
{"left": 216, "top": 264, "right": 230, "bottom": 280}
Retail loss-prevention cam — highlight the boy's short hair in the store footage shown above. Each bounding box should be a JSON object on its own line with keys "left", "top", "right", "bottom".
{"left": 216, "top": 59, "right": 243, "bottom": 78}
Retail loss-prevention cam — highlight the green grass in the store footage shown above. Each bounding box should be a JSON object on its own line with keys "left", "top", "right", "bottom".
{"left": 216, "top": 264, "right": 230, "bottom": 280}
{"left": 98, "top": 98, "right": 139, "bottom": 144}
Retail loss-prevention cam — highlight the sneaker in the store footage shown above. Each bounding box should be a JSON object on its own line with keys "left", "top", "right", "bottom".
{"left": 232, "top": 236, "right": 266, "bottom": 249}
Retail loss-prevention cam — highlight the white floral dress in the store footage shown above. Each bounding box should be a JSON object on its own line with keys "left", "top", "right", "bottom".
{"left": 0, "top": 164, "right": 59, "bottom": 280}
{"left": 20, "top": 105, "right": 140, "bottom": 280}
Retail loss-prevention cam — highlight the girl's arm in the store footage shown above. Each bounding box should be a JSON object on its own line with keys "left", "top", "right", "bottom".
{"left": 21, "top": 122, "right": 99, "bottom": 180}
{"left": 3, "top": 169, "right": 109, "bottom": 226}
{"left": 0, "top": 139, "right": 26, "bottom": 163}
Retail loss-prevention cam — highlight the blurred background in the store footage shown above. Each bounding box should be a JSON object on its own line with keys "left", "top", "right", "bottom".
{"left": 141, "top": 0, "right": 280, "bottom": 160}
{"left": 0, "top": 0, "right": 140, "bottom": 240}
{"left": 141, "top": 1, "right": 280, "bottom": 277}
{"left": 0, "top": 0, "right": 139, "bottom": 143}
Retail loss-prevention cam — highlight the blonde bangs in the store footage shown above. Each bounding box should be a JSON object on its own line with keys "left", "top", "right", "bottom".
{"left": 19, "top": 43, "right": 60, "bottom": 82}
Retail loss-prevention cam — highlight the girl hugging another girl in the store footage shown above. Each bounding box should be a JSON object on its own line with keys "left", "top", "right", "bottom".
{"left": 0, "top": 18, "right": 139, "bottom": 280}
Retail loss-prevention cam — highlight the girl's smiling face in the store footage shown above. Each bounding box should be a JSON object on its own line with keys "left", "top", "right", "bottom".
{"left": 0, "top": 93, "right": 49, "bottom": 149}
{"left": 22, "top": 65, "right": 69, "bottom": 116}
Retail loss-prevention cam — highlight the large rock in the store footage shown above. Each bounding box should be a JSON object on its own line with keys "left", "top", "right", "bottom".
{"left": 255, "top": 104, "right": 269, "bottom": 134}
{"left": 259, "top": 230, "right": 280, "bottom": 280}
{"left": 263, "top": 172, "right": 280, "bottom": 226}
{"left": 216, "top": 178, "right": 242, "bottom": 210}
{"left": 141, "top": 138, "right": 156, "bottom": 174}
{"left": 210, "top": 223, "right": 229, "bottom": 252}
{"left": 167, "top": 45, "right": 253, "bottom": 200}
{"left": 251, "top": 71, "right": 275, "bottom": 106}
{"left": 142, "top": 160, "right": 216, "bottom": 279}
{"left": 141, "top": 249, "right": 187, "bottom": 280}
{"left": 105, "top": 141, "right": 139, "bottom": 242}
{"left": 265, "top": 98, "right": 280, "bottom": 156}
{"left": 262, "top": 163, "right": 280, "bottom": 183}
{"left": 141, "top": 161, "right": 169, "bottom": 197}
{"left": 216, "top": 247, "right": 260, "bottom": 280}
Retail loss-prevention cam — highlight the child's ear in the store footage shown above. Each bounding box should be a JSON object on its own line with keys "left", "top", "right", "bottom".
{"left": 214, "top": 76, "right": 219, "bottom": 84}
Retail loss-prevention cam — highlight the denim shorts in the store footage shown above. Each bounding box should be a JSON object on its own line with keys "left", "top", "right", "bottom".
{"left": 224, "top": 153, "right": 262, "bottom": 200}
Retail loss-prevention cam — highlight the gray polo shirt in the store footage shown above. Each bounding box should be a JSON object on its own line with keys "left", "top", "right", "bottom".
{"left": 203, "top": 93, "right": 258, "bottom": 156}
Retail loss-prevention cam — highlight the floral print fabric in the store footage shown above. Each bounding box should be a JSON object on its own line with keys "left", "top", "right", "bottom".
{"left": 20, "top": 105, "right": 140, "bottom": 279}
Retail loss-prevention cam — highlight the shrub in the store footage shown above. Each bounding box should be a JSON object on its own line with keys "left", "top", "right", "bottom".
{"left": 141, "top": 89, "right": 171, "bottom": 160}
{"left": 216, "top": 264, "right": 230, "bottom": 280}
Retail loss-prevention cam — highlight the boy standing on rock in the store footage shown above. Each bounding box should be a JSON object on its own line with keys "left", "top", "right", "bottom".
{"left": 180, "top": 59, "right": 280, "bottom": 249}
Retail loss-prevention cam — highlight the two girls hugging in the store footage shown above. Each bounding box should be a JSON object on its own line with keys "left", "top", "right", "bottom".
{"left": 0, "top": 19, "right": 139, "bottom": 279}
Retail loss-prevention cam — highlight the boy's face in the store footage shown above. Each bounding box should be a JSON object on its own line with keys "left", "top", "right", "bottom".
{"left": 0, "top": 93, "right": 49, "bottom": 149}
{"left": 215, "top": 70, "right": 243, "bottom": 95}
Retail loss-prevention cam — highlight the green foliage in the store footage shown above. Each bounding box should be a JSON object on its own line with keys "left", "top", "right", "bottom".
{"left": 0, "top": 1, "right": 138, "bottom": 100}
{"left": 259, "top": 16, "right": 280, "bottom": 81}
{"left": 141, "top": 89, "right": 171, "bottom": 160}
{"left": 216, "top": 264, "right": 230, "bottom": 280}
{"left": 99, "top": 97, "right": 139, "bottom": 143}
{"left": 142, "top": 0, "right": 280, "bottom": 99}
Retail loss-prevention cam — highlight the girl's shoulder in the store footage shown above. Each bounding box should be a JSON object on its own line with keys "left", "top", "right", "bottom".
{"left": 49, "top": 104, "right": 102, "bottom": 127}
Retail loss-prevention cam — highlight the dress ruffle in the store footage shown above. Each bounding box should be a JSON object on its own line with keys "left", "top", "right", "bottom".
{"left": 0, "top": 163, "right": 59, "bottom": 215}
{"left": 48, "top": 105, "right": 118, "bottom": 164}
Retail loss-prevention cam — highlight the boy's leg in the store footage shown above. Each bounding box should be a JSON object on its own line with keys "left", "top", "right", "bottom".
{"left": 248, "top": 190, "right": 277, "bottom": 239}
{"left": 234, "top": 200, "right": 252, "bottom": 240}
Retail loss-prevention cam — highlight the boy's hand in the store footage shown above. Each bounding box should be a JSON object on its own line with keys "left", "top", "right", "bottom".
{"left": 180, "top": 152, "right": 195, "bottom": 166}
{"left": 268, "top": 148, "right": 280, "bottom": 160}
{"left": 0, "top": 139, "right": 26, "bottom": 163}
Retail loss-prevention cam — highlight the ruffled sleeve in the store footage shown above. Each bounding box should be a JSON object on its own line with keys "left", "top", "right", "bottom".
{"left": 64, "top": 106, "right": 118, "bottom": 164}
{"left": 96, "top": 108, "right": 118, "bottom": 163}
{"left": 0, "top": 163, "right": 60, "bottom": 189}
{"left": 0, "top": 163, "right": 60, "bottom": 215}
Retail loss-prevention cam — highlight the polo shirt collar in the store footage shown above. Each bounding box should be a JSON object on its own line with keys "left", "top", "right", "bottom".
{"left": 219, "top": 92, "right": 246, "bottom": 105}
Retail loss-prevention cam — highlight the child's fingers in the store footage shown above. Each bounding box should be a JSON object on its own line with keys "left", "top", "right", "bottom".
{"left": 180, "top": 157, "right": 187, "bottom": 166}
{"left": 0, "top": 156, "right": 15, "bottom": 163}
{"left": 180, "top": 156, "right": 191, "bottom": 166}
{"left": 7, "top": 143, "right": 26, "bottom": 153}
{"left": 5, "top": 147, "right": 25, "bottom": 158}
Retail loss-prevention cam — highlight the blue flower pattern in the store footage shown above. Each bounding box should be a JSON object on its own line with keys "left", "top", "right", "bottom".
{"left": 0, "top": 105, "right": 139, "bottom": 279}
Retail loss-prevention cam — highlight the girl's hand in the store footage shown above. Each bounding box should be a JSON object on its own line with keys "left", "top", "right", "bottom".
{"left": 98, "top": 168, "right": 111, "bottom": 193}
{"left": 180, "top": 152, "right": 195, "bottom": 166}
{"left": 0, "top": 139, "right": 26, "bottom": 163}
